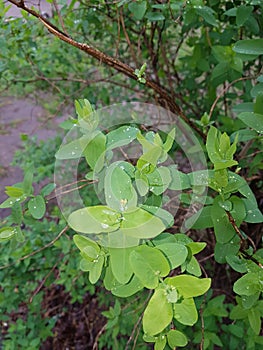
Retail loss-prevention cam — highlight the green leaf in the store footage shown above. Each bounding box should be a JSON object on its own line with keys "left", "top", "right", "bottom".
{"left": 237, "top": 112, "right": 263, "bottom": 133}
{"left": 73, "top": 234, "right": 100, "bottom": 260}
{"left": 195, "top": 6, "right": 218, "bottom": 27}
{"left": 214, "top": 237, "right": 240, "bottom": 264}
{"left": 28, "top": 195, "right": 46, "bottom": 219}
{"left": 206, "top": 126, "right": 221, "bottom": 163}
{"left": 137, "top": 146, "right": 162, "bottom": 172}
{"left": 211, "top": 197, "right": 236, "bottom": 244}
{"left": 109, "top": 247, "right": 134, "bottom": 284}
{"left": 135, "top": 172, "right": 149, "bottom": 196}
{"left": 40, "top": 183, "right": 56, "bottom": 197}
{"left": 89, "top": 255, "right": 104, "bottom": 284}
{"left": 248, "top": 308, "right": 261, "bottom": 334}
{"left": 236, "top": 5, "right": 253, "bottom": 27}
{"left": 0, "top": 227, "right": 15, "bottom": 242}
{"left": 68, "top": 206, "right": 121, "bottom": 234}
{"left": 105, "top": 162, "right": 137, "bottom": 211}
{"left": 130, "top": 245, "right": 170, "bottom": 289}
{"left": 185, "top": 206, "right": 213, "bottom": 230}
{"left": 187, "top": 242, "right": 206, "bottom": 255}
{"left": 169, "top": 167, "right": 191, "bottom": 190}
{"left": 5, "top": 186, "right": 24, "bottom": 198}
{"left": 23, "top": 169, "right": 34, "bottom": 194}
{"left": 203, "top": 295, "right": 228, "bottom": 317}
{"left": 233, "top": 39, "right": 263, "bottom": 56}
{"left": 121, "top": 208, "right": 166, "bottom": 239}
{"left": 233, "top": 273, "right": 261, "bottom": 296}
{"left": 55, "top": 135, "right": 91, "bottom": 159}
{"left": 128, "top": 1, "right": 147, "bottom": 20}
{"left": 111, "top": 275, "right": 144, "bottom": 297}
{"left": 230, "top": 304, "right": 249, "bottom": 320}
{"left": 140, "top": 205, "right": 174, "bottom": 228}
{"left": 243, "top": 199, "right": 263, "bottom": 223}
{"left": 84, "top": 131, "right": 106, "bottom": 172}
{"left": 11, "top": 201, "right": 23, "bottom": 225}
{"left": 146, "top": 12, "right": 165, "bottom": 21}
{"left": 75, "top": 99, "right": 98, "bottom": 130}
{"left": 250, "top": 83, "right": 263, "bottom": 98}
{"left": 254, "top": 92, "right": 263, "bottom": 114}
{"left": 173, "top": 297, "right": 198, "bottom": 326}
{"left": 185, "top": 256, "right": 202, "bottom": 277}
{"left": 107, "top": 126, "right": 139, "bottom": 150}
{"left": 156, "top": 243, "right": 188, "bottom": 269}
{"left": 154, "top": 336, "right": 166, "bottom": 350}
{"left": 147, "top": 166, "right": 171, "bottom": 195}
{"left": 14, "top": 226, "right": 25, "bottom": 243}
{"left": 143, "top": 288, "right": 173, "bottom": 336}
{"left": 226, "top": 255, "right": 247, "bottom": 273}
{"left": 230, "top": 195, "right": 246, "bottom": 226}
{"left": 100, "top": 229, "right": 140, "bottom": 248}
{"left": 0, "top": 195, "right": 27, "bottom": 208}
{"left": 212, "top": 45, "right": 233, "bottom": 63}
{"left": 167, "top": 329, "right": 188, "bottom": 347}
{"left": 163, "top": 128, "right": 175, "bottom": 152}
{"left": 165, "top": 275, "right": 211, "bottom": 298}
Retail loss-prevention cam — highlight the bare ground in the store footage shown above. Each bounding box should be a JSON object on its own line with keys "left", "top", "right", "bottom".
{"left": 0, "top": 95, "right": 66, "bottom": 216}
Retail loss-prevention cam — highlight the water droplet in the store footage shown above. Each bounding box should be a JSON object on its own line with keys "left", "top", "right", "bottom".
{"left": 101, "top": 223, "right": 109, "bottom": 229}
{"left": 10, "top": 201, "right": 13, "bottom": 204}
{"left": 33, "top": 206, "right": 37, "bottom": 209}
{"left": 216, "top": 219, "right": 219, "bottom": 222}
{"left": 71, "top": 151, "right": 76, "bottom": 155}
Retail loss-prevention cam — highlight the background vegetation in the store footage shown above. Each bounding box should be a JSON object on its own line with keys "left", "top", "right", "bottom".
{"left": 0, "top": 0, "right": 263, "bottom": 349}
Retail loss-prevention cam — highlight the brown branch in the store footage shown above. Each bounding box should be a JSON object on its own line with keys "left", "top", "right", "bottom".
{"left": 6, "top": 0, "right": 205, "bottom": 140}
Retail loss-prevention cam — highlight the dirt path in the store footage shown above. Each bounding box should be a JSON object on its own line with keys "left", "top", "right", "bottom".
{"left": 0, "top": 96, "right": 66, "bottom": 217}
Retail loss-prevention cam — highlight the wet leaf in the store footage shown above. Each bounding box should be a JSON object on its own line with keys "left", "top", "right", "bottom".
{"left": 143, "top": 288, "right": 173, "bottom": 335}
{"left": 237, "top": 112, "right": 263, "bottom": 133}
{"left": 156, "top": 243, "right": 188, "bottom": 269}
{"left": 167, "top": 329, "right": 188, "bottom": 347}
{"left": 173, "top": 297, "right": 198, "bottom": 326}
{"left": 130, "top": 245, "right": 170, "bottom": 289}
{"left": 109, "top": 247, "right": 134, "bottom": 284}
{"left": 233, "top": 39, "right": 263, "bottom": 56}
{"left": 165, "top": 275, "right": 211, "bottom": 298}
{"left": 111, "top": 275, "right": 143, "bottom": 297}
{"left": 121, "top": 208, "right": 166, "bottom": 239}
{"left": 106, "top": 125, "right": 139, "bottom": 149}
{"left": 28, "top": 195, "right": 46, "bottom": 219}
{"left": 68, "top": 206, "right": 121, "bottom": 234}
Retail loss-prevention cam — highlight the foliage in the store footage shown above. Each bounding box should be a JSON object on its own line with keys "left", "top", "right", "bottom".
{"left": 0, "top": 0, "right": 263, "bottom": 349}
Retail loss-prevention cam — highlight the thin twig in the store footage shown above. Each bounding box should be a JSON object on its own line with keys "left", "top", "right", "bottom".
{"left": 53, "top": 0, "right": 69, "bottom": 36}
{"left": 0, "top": 226, "right": 68, "bottom": 270}
{"left": 209, "top": 76, "right": 255, "bottom": 120}
{"left": 29, "top": 261, "right": 59, "bottom": 303}
{"left": 92, "top": 324, "right": 107, "bottom": 350}
{"left": 125, "top": 291, "right": 152, "bottom": 350}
